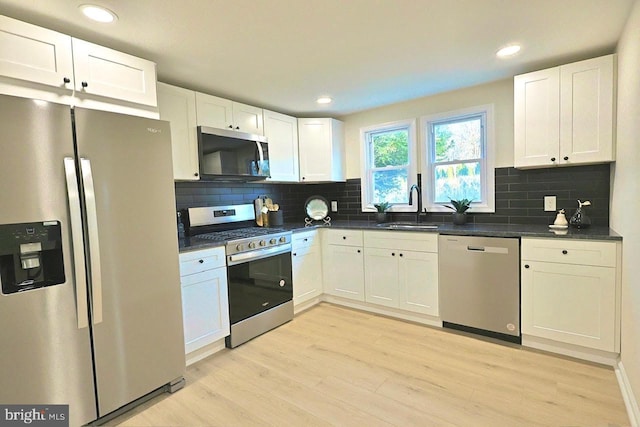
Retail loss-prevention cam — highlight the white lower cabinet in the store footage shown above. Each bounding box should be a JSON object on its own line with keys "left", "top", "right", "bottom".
{"left": 179, "top": 247, "right": 230, "bottom": 354}
{"left": 292, "top": 230, "right": 322, "bottom": 306}
{"left": 363, "top": 231, "right": 439, "bottom": 316}
{"left": 521, "top": 238, "right": 618, "bottom": 352}
{"left": 322, "top": 230, "right": 364, "bottom": 301}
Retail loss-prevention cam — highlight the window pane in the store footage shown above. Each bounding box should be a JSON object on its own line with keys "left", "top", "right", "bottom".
{"left": 373, "top": 169, "right": 408, "bottom": 204}
{"left": 434, "top": 117, "right": 482, "bottom": 162}
{"left": 371, "top": 129, "right": 408, "bottom": 168}
{"left": 433, "top": 162, "right": 481, "bottom": 203}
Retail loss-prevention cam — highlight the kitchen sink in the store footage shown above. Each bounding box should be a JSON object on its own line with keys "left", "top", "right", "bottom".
{"left": 376, "top": 222, "right": 439, "bottom": 230}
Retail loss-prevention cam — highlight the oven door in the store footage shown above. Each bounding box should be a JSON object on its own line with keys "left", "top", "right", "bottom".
{"left": 227, "top": 246, "right": 292, "bottom": 324}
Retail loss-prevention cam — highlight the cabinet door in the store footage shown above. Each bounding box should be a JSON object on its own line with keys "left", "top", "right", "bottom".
{"left": 298, "top": 118, "right": 334, "bottom": 182}
{"left": 560, "top": 55, "right": 614, "bottom": 164}
{"left": 364, "top": 248, "right": 399, "bottom": 308}
{"left": 72, "top": 38, "right": 157, "bottom": 107}
{"left": 232, "top": 102, "right": 264, "bottom": 135}
{"left": 514, "top": 67, "right": 560, "bottom": 168}
{"left": 292, "top": 245, "right": 322, "bottom": 305}
{"left": 0, "top": 15, "right": 74, "bottom": 90}
{"left": 323, "top": 245, "right": 364, "bottom": 301}
{"left": 521, "top": 261, "right": 616, "bottom": 351}
{"left": 398, "top": 251, "right": 439, "bottom": 316}
{"left": 264, "top": 109, "right": 299, "bottom": 182}
{"left": 181, "top": 268, "right": 230, "bottom": 354}
{"left": 195, "top": 92, "right": 233, "bottom": 129}
{"left": 157, "top": 83, "right": 199, "bottom": 180}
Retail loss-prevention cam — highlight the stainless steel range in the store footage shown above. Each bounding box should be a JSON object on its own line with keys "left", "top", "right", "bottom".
{"left": 183, "top": 204, "right": 293, "bottom": 348}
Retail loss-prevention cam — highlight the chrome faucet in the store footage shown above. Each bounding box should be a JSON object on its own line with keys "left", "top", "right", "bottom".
{"left": 408, "top": 184, "right": 422, "bottom": 223}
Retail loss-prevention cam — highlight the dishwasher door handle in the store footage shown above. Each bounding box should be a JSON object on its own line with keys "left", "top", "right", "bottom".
{"left": 465, "top": 245, "right": 510, "bottom": 254}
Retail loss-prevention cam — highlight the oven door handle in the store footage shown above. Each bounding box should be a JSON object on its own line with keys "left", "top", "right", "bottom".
{"left": 227, "top": 244, "right": 291, "bottom": 266}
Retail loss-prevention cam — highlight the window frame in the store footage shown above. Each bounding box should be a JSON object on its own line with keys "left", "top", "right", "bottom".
{"left": 420, "top": 104, "right": 495, "bottom": 213}
{"left": 360, "top": 119, "right": 418, "bottom": 212}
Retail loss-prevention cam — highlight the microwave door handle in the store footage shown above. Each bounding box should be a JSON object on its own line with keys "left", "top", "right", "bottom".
{"left": 64, "top": 157, "right": 90, "bottom": 329}
{"left": 80, "top": 158, "right": 103, "bottom": 325}
{"left": 255, "top": 140, "right": 264, "bottom": 174}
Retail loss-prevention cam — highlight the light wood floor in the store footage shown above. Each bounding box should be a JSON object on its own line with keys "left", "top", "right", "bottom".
{"left": 109, "top": 303, "right": 629, "bottom": 427}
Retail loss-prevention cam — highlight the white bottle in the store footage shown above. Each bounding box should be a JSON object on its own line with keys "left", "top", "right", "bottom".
{"left": 554, "top": 209, "right": 568, "bottom": 226}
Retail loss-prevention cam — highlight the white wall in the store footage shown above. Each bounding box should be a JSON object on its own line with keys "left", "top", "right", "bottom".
{"left": 612, "top": 0, "right": 640, "bottom": 419}
{"left": 341, "top": 78, "right": 514, "bottom": 179}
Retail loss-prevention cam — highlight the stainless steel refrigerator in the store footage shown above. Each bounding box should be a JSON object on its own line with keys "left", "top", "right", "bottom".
{"left": 0, "top": 94, "right": 185, "bottom": 426}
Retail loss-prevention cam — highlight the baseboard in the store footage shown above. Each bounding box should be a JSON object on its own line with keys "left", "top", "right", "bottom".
{"left": 321, "top": 294, "right": 442, "bottom": 328}
{"left": 616, "top": 360, "right": 640, "bottom": 427}
{"left": 185, "top": 339, "right": 226, "bottom": 366}
{"left": 293, "top": 296, "right": 322, "bottom": 315}
{"left": 521, "top": 335, "right": 619, "bottom": 366}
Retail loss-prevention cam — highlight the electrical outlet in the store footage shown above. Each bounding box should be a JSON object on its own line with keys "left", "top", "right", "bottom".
{"left": 544, "top": 196, "right": 557, "bottom": 212}
{"left": 331, "top": 201, "right": 338, "bottom": 212}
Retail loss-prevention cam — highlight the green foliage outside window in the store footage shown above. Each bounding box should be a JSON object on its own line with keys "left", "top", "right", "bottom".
{"left": 370, "top": 128, "right": 409, "bottom": 204}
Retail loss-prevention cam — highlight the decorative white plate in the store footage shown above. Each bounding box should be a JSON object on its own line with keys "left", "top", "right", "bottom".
{"left": 305, "top": 195, "right": 329, "bottom": 220}
{"left": 549, "top": 224, "right": 569, "bottom": 229}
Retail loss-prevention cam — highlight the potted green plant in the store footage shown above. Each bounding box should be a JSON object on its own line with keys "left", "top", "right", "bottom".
{"left": 373, "top": 202, "right": 391, "bottom": 223}
{"left": 444, "top": 198, "right": 472, "bottom": 225}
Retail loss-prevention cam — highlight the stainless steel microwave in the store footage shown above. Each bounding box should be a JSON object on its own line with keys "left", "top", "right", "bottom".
{"left": 197, "top": 126, "right": 270, "bottom": 181}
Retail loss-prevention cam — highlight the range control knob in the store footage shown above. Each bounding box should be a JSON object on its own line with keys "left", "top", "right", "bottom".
{"left": 236, "top": 244, "right": 244, "bottom": 251}
{"left": 259, "top": 240, "right": 266, "bottom": 247}
{"left": 269, "top": 238, "right": 277, "bottom": 245}
{"left": 248, "top": 242, "right": 256, "bottom": 249}
{"left": 279, "top": 236, "right": 287, "bottom": 243}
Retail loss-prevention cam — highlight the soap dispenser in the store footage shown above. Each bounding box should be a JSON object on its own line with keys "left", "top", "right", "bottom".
{"left": 569, "top": 200, "right": 592, "bottom": 229}
{"left": 553, "top": 209, "right": 568, "bottom": 227}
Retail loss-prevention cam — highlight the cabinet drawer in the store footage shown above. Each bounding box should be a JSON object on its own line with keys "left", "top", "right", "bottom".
{"left": 292, "top": 230, "right": 319, "bottom": 249}
{"left": 364, "top": 230, "right": 438, "bottom": 252}
{"left": 179, "top": 247, "right": 226, "bottom": 275}
{"left": 324, "top": 229, "right": 363, "bottom": 246}
{"left": 521, "top": 238, "right": 616, "bottom": 267}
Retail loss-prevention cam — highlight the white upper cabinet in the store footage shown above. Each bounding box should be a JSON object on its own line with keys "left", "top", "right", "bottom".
{"left": 263, "top": 109, "right": 299, "bottom": 182}
{"left": 0, "top": 15, "right": 74, "bottom": 90}
{"left": 195, "top": 92, "right": 263, "bottom": 135}
{"left": 298, "top": 118, "right": 345, "bottom": 182}
{"left": 232, "top": 102, "right": 264, "bottom": 135}
{"left": 195, "top": 92, "right": 233, "bottom": 129}
{"left": 559, "top": 56, "right": 615, "bottom": 165}
{"left": 157, "top": 82, "right": 199, "bottom": 180}
{"left": 72, "top": 38, "right": 158, "bottom": 107}
{"left": 514, "top": 54, "right": 615, "bottom": 168}
{"left": 0, "top": 15, "right": 158, "bottom": 116}
{"left": 514, "top": 68, "right": 560, "bottom": 168}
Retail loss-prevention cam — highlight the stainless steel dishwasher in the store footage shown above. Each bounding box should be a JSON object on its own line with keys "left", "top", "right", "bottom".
{"left": 439, "top": 235, "right": 520, "bottom": 343}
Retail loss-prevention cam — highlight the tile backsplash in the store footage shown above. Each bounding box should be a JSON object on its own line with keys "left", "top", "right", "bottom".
{"left": 175, "top": 164, "right": 610, "bottom": 226}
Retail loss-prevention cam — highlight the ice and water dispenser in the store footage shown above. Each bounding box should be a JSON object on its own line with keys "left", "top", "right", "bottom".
{"left": 0, "top": 221, "right": 65, "bottom": 294}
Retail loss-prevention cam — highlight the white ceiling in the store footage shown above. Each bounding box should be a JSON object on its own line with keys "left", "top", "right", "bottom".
{"left": 0, "top": 0, "right": 634, "bottom": 117}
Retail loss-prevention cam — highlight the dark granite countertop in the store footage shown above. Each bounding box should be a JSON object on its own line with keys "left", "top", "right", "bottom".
{"left": 283, "top": 221, "right": 622, "bottom": 241}
{"left": 179, "top": 221, "right": 621, "bottom": 252}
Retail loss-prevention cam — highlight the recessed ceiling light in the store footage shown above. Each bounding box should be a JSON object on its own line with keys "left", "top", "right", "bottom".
{"left": 79, "top": 4, "right": 117, "bottom": 23}
{"left": 316, "top": 96, "right": 332, "bottom": 104}
{"left": 496, "top": 45, "right": 521, "bottom": 58}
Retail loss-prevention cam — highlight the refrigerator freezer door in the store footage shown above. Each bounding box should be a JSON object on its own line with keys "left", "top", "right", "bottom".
{"left": 73, "top": 108, "right": 185, "bottom": 417}
{"left": 0, "top": 95, "right": 97, "bottom": 425}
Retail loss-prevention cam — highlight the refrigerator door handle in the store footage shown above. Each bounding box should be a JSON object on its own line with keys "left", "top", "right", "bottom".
{"left": 80, "top": 158, "right": 103, "bottom": 325}
{"left": 63, "top": 157, "right": 90, "bottom": 329}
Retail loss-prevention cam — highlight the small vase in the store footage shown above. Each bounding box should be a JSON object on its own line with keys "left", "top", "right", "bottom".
{"left": 375, "top": 212, "right": 388, "bottom": 223}
{"left": 569, "top": 206, "right": 591, "bottom": 228}
{"left": 452, "top": 212, "right": 467, "bottom": 225}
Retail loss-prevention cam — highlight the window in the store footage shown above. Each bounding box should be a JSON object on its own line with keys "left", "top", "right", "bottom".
{"left": 422, "top": 105, "right": 495, "bottom": 212}
{"left": 360, "top": 119, "right": 417, "bottom": 211}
